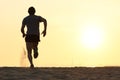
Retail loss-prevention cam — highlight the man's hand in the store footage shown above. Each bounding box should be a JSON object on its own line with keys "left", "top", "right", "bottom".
{"left": 41, "top": 30, "right": 46, "bottom": 37}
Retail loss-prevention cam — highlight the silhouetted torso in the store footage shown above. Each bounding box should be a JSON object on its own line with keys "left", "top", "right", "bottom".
{"left": 22, "top": 15, "right": 42, "bottom": 35}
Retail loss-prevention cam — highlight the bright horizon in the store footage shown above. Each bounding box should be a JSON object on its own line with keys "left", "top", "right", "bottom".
{"left": 0, "top": 0, "right": 120, "bottom": 67}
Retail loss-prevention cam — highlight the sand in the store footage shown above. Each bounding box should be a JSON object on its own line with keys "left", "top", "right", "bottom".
{"left": 0, "top": 67, "right": 120, "bottom": 80}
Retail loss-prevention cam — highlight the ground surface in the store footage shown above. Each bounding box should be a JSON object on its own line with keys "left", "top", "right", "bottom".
{"left": 0, "top": 67, "right": 120, "bottom": 80}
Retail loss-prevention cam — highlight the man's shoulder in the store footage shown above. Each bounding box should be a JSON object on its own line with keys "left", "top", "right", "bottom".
{"left": 23, "top": 15, "right": 43, "bottom": 22}
{"left": 24, "top": 15, "right": 42, "bottom": 18}
{"left": 35, "top": 15, "right": 42, "bottom": 18}
{"left": 23, "top": 16, "right": 29, "bottom": 20}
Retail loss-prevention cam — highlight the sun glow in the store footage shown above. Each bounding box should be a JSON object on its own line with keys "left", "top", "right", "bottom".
{"left": 81, "top": 24, "right": 104, "bottom": 49}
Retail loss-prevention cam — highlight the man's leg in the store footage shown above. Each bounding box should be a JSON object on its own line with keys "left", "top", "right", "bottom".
{"left": 26, "top": 42, "right": 34, "bottom": 68}
{"left": 33, "top": 42, "right": 39, "bottom": 58}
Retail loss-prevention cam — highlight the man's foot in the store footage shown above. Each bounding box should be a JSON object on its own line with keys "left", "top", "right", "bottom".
{"left": 30, "top": 64, "right": 34, "bottom": 68}
{"left": 34, "top": 52, "right": 38, "bottom": 59}
{"left": 34, "top": 48, "right": 38, "bottom": 59}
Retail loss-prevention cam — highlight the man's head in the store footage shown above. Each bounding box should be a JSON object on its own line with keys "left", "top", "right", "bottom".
{"left": 28, "top": 7, "right": 36, "bottom": 15}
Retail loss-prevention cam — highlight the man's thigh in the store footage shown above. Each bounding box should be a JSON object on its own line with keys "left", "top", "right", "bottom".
{"left": 26, "top": 42, "right": 38, "bottom": 49}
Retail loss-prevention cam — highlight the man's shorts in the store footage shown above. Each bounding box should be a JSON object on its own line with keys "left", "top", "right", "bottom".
{"left": 25, "top": 35, "right": 40, "bottom": 42}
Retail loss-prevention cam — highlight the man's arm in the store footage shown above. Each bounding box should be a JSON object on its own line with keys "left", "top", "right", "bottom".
{"left": 21, "top": 24, "right": 26, "bottom": 38}
{"left": 41, "top": 18, "right": 47, "bottom": 37}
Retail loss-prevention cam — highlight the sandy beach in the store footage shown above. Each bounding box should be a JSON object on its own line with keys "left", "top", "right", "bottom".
{"left": 0, "top": 67, "right": 120, "bottom": 80}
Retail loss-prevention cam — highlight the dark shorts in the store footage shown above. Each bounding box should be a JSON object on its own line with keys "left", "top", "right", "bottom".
{"left": 25, "top": 35, "right": 40, "bottom": 42}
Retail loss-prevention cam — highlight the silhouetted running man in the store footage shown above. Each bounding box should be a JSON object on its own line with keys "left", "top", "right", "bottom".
{"left": 21, "top": 7, "right": 47, "bottom": 68}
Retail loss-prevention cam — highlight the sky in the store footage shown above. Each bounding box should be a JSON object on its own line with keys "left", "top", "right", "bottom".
{"left": 0, "top": 0, "right": 120, "bottom": 67}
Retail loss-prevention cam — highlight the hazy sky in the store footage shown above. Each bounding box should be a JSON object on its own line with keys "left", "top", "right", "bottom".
{"left": 0, "top": 0, "right": 120, "bottom": 67}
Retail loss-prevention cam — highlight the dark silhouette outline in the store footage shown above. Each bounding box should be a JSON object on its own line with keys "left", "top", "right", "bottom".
{"left": 21, "top": 6, "right": 47, "bottom": 68}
